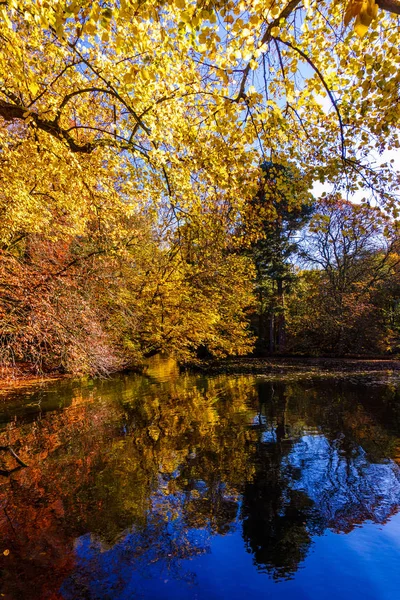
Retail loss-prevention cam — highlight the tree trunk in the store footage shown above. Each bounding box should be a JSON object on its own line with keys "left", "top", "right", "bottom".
{"left": 269, "top": 313, "right": 275, "bottom": 354}
{"left": 276, "top": 279, "right": 286, "bottom": 352}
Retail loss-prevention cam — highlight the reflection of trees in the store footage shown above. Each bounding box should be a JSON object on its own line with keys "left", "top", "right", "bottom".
{"left": 287, "top": 434, "right": 400, "bottom": 533}
{"left": 241, "top": 379, "right": 400, "bottom": 580}
{"left": 0, "top": 373, "right": 258, "bottom": 599}
{"left": 0, "top": 372, "right": 400, "bottom": 596}
{"left": 241, "top": 382, "right": 323, "bottom": 580}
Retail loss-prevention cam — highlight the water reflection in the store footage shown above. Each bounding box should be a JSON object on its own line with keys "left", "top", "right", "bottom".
{"left": 0, "top": 368, "right": 400, "bottom": 598}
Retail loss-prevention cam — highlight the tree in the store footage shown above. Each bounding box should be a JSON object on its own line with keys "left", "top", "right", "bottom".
{"left": 1, "top": 0, "right": 399, "bottom": 213}
{"left": 245, "top": 161, "right": 313, "bottom": 353}
{"left": 290, "top": 195, "right": 400, "bottom": 354}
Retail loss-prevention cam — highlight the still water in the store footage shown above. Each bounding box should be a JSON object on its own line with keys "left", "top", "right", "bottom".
{"left": 1, "top": 358, "right": 400, "bottom": 599}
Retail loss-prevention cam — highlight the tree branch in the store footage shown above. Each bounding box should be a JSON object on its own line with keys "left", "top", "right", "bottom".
{"left": 0, "top": 98, "right": 95, "bottom": 153}
{"left": 275, "top": 37, "right": 346, "bottom": 160}
{"left": 235, "top": 0, "right": 302, "bottom": 101}
{"left": 376, "top": 0, "right": 400, "bottom": 14}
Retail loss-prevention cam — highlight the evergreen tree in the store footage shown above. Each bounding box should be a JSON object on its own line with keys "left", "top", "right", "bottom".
{"left": 248, "top": 162, "right": 314, "bottom": 353}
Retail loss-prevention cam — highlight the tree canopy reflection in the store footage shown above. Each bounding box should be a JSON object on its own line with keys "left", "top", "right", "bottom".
{"left": 0, "top": 370, "right": 399, "bottom": 598}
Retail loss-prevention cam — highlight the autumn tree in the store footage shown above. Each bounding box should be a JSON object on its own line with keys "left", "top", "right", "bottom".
{"left": 288, "top": 196, "right": 400, "bottom": 354}
{"left": 1, "top": 0, "right": 399, "bottom": 201}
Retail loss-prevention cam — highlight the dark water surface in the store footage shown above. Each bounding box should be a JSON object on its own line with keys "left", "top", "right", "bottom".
{"left": 1, "top": 358, "right": 400, "bottom": 599}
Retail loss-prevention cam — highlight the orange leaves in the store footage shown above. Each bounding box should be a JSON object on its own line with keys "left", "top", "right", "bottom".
{"left": 344, "top": 0, "right": 379, "bottom": 37}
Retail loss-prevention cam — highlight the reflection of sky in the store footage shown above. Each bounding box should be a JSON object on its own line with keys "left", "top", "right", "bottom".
{"left": 261, "top": 428, "right": 277, "bottom": 443}
{"left": 60, "top": 514, "right": 400, "bottom": 600}
{"left": 60, "top": 431, "right": 400, "bottom": 600}
{"left": 286, "top": 435, "right": 400, "bottom": 529}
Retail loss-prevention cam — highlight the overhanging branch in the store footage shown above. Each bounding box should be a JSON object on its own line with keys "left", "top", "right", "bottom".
{"left": 0, "top": 98, "right": 95, "bottom": 153}
{"left": 275, "top": 37, "right": 346, "bottom": 160}
{"left": 376, "top": 0, "right": 400, "bottom": 14}
{"left": 235, "top": 0, "right": 302, "bottom": 101}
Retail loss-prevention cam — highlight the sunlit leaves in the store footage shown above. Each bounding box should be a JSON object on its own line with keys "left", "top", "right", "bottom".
{"left": 0, "top": 0, "right": 399, "bottom": 372}
{"left": 344, "top": 0, "right": 379, "bottom": 37}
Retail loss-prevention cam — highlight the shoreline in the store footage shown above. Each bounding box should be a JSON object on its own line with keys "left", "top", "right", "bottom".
{"left": 187, "top": 356, "right": 400, "bottom": 376}
{"left": 0, "top": 364, "right": 71, "bottom": 394}
{"left": 0, "top": 357, "right": 399, "bottom": 393}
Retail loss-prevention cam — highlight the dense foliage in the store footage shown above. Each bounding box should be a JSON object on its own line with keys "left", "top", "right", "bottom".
{"left": 0, "top": 0, "right": 399, "bottom": 372}
{"left": 286, "top": 197, "right": 400, "bottom": 354}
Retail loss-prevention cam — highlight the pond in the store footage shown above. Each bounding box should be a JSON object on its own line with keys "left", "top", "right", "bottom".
{"left": 1, "top": 358, "right": 400, "bottom": 599}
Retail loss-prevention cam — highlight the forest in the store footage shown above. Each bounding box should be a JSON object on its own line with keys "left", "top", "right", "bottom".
{"left": 0, "top": 0, "right": 399, "bottom": 375}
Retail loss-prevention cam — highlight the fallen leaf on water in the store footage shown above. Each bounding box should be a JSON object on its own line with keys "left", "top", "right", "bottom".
{"left": 3, "top": 549, "right": 10, "bottom": 556}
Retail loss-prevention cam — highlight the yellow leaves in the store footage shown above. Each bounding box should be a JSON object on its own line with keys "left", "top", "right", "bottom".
{"left": 249, "top": 14, "right": 261, "bottom": 25}
{"left": 180, "top": 9, "right": 192, "bottom": 23}
{"left": 28, "top": 81, "right": 39, "bottom": 96}
{"left": 115, "top": 34, "right": 125, "bottom": 52}
{"left": 242, "top": 50, "right": 253, "bottom": 61}
{"left": 3, "top": 549, "right": 9, "bottom": 556}
{"left": 102, "top": 7, "right": 113, "bottom": 21}
{"left": 123, "top": 66, "right": 139, "bottom": 84}
{"left": 198, "top": 30, "right": 209, "bottom": 45}
{"left": 0, "top": 0, "right": 399, "bottom": 248}
{"left": 344, "top": 0, "right": 379, "bottom": 37}
{"left": 344, "top": 0, "right": 359, "bottom": 25}
{"left": 66, "top": 0, "right": 83, "bottom": 17}
{"left": 84, "top": 21, "right": 97, "bottom": 36}
{"left": 221, "top": 70, "right": 230, "bottom": 84}
{"left": 140, "top": 67, "right": 158, "bottom": 82}
{"left": 0, "top": 6, "right": 13, "bottom": 28}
